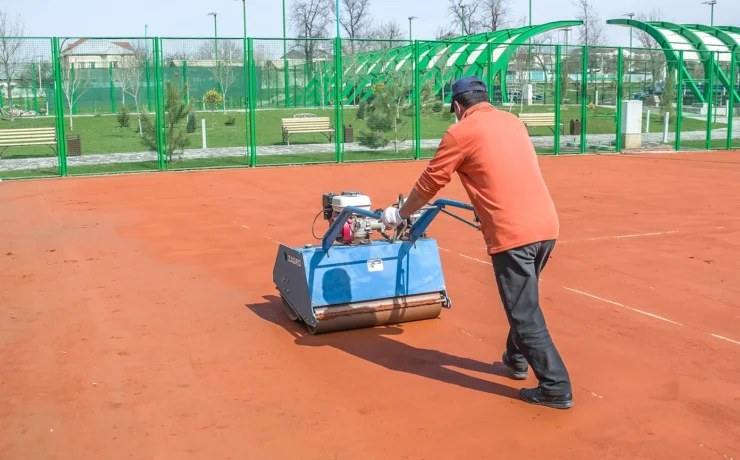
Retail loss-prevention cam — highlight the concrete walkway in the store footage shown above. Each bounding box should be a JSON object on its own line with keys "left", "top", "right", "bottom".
{"left": 2, "top": 129, "right": 738, "bottom": 172}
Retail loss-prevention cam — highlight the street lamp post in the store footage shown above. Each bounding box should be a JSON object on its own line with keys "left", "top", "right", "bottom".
{"left": 702, "top": 0, "right": 717, "bottom": 26}
{"left": 207, "top": 12, "right": 221, "bottom": 102}
{"left": 460, "top": 4, "right": 466, "bottom": 36}
{"left": 336, "top": 0, "right": 340, "bottom": 37}
{"left": 408, "top": 16, "right": 417, "bottom": 42}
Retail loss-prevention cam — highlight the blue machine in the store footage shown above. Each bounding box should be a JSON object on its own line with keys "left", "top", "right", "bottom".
{"left": 273, "top": 192, "right": 478, "bottom": 334}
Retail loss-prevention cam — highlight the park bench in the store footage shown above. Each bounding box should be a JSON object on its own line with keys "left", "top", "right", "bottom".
{"left": 0, "top": 128, "right": 58, "bottom": 158}
{"left": 518, "top": 112, "right": 564, "bottom": 135}
{"left": 281, "top": 114, "right": 334, "bottom": 146}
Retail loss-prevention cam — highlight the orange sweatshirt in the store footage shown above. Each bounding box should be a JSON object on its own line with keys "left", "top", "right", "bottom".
{"left": 414, "top": 103, "right": 559, "bottom": 255}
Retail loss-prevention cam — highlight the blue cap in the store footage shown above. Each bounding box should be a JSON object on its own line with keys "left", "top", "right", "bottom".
{"left": 450, "top": 76, "right": 488, "bottom": 111}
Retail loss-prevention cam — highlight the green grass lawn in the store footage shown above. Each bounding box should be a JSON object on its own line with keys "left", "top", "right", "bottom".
{"left": 0, "top": 106, "right": 731, "bottom": 162}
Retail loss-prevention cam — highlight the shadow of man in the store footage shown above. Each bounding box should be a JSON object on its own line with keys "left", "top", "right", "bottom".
{"left": 246, "top": 295, "right": 520, "bottom": 401}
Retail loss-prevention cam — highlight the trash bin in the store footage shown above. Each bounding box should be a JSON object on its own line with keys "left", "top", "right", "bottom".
{"left": 344, "top": 125, "right": 354, "bottom": 143}
{"left": 66, "top": 134, "right": 82, "bottom": 156}
{"left": 572, "top": 119, "right": 581, "bottom": 135}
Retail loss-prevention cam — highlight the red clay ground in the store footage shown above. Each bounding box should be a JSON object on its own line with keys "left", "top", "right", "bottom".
{"left": 1, "top": 151, "right": 739, "bottom": 460}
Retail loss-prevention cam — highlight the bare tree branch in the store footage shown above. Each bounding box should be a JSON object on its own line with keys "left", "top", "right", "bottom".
{"left": 447, "top": 0, "right": 482, "bottom": 36}
{"left": 372, "top": 21, "right": 405, "bottom": 50}
{"left": 332, "top": 0, "right": 372, "bottom": 53}
{"left": 114, "top": 44, "right": 147, "bottom": 135}
{"left": 572, "top": 0, "right": 605, "bottom": 46}
{"left": 480, "top": 0, "right": 511, "bottom": 32}
{"left": 0, "top": 9, "right": 27, "bottom": 121}
{"left": 290, "top": 0, "right": 333, "bottom": 67}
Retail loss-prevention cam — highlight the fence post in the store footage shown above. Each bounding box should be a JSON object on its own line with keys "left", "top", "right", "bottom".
{"left": 663, "top": 112, "right": 670, "bottom": 143}
{"left": 182, "top": 60, "right": 189, "bottom": 106}
{"left": 706, "top": 51, "right": 715, "bottom": 151}
{"left": 109, "top": 62, "right": 117, "bottom": 114}
{"left": 615, "top": 47, "right": 624, "bottom": 153}
{"left": 247, "top": 38, "right": 257, "bottom": 167}
{"left": 242, "top": 28, "right": 250, "bottom": 164}
{"left": 580, "top": 46, "right": 588, "bottom": 153}
{"left": 486, "top": 43, "right": 494, "bottom": 104}
{"left": 31, "top": 63, "right": 39, "bottom": 114}
{"left": 675, "top": 51, "right": 684, "bottom": 151}
{"left": 414, "top": 40, "right": 422, "bottom": 160}
{"left": 727, "top": 53, "right": 736, "bottom": 150}
{"left": 146, "top": 58, "right": 153, "bottom": 111}
{"left": 554, "top": 45, "right": 561, "bottom": 155}
{"left": 52, "top": 37, "right": 68, "bottom": 176}
{"left": 152, "top": 37, "right": 164, "bottom": 170}
{"left": 334, "top": 37, "right": 344, "bottom": 163}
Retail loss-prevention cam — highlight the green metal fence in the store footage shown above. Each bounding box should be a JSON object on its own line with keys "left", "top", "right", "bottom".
{"left": 1, "top": 36, "right": 738, "bottom": 180}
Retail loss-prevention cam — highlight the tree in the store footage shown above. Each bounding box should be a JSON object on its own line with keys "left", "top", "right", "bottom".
{"left": 115, "top": 45, "right": 147, "bottom": 136}
{"left": 141, "top": 74, "right": 190, "bottom": 163}
{"left": 572, "top": 0, "right": 605, "bottom": 46}
{"left": 198, "top": 40, "right": 241, "bottom": 111}
{"left": 203, "top": 89, "right": 223, "bottom": 129}
{"left": 333, "top": 0, "right": 372, "bottom": 54}
{"left": 480, "top": 0, "right": 511, "bottom": 32}
{"left": 531, "top": 33, "right": 555, "bottom": 104}
{"left": 635, "top": 9, "right": 666, "bottom": 91}
{"left": 447, "top": 0, "right": 482, "bottom": 36}
{"left": 59, "top": 57, "right": 91, "bottom": 131}
{"left": 290, "top": 0, "right": 333, "bottom": 67}
{"left": 358, "top": 75, "right": 436, "bottom": 153}
{"left": 373, "top": 21, "right": 405, "bottom": 50}
{"left": 0, "top": 9, "right": 27, "bottom": 121}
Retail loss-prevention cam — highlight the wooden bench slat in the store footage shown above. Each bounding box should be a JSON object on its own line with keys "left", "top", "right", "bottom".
{"left": 0, "top": 141, "right": 57, "bottom": 147}
{"left": 0, "top": 134, "right": 57, "bottom": 140}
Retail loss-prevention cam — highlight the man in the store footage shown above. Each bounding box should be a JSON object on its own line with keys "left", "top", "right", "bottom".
{"left": 381, "top": 76, "right": 573, "bottom": 409}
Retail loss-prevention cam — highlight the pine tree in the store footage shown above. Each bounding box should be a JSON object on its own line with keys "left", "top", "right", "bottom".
{"left": 141, "top": 73, "right": 191, "bottom": 164}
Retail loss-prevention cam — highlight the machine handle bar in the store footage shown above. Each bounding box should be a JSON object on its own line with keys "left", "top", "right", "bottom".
{"left": 321, "top": 200, "right": 476, "bottom": 254}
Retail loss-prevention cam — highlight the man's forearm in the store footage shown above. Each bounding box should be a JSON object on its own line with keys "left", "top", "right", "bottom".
{"left": 398, "top": 187, "right": 430, "bottom": 219}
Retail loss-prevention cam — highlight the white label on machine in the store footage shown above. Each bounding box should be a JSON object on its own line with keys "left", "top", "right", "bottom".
{"left": 367, "top": 259, "right": 384, "bottom": 272}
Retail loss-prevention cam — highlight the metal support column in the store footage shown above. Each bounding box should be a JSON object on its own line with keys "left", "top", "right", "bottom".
{"left": 727, "top": 54, "right": 736, "bottom": 150}
{"left": 414, "top": 40, "right": 422, "bottom": 160}
{"left": 247, "top": 38, "right": 258, "bottom": 167}
{"left": 52, "top": 37, "right": 68, "bottom": 176}
{"left": 109, "top": 62, "right": 117, "bottom": 113}
{"left": 334, "top": 37, "right": 344, "bottom": 163}
{"left": 615, "top": 47, "right": 624, "bottom": 152}
{"left": 706, "top": 52, "right": 715, "bottom": 151}
{"left": 554, "top": 45, "right": 561, "bottom": 155}
{"left": 675, "top": 52, "right": 684, "bottom": 151}
{"left": 580, "top": 46, "right": 588, "bottom": 153}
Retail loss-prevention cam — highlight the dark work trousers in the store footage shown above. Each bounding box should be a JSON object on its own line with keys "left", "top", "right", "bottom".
{"left": 491, "top": 240, "right": 572, "bottom": 396}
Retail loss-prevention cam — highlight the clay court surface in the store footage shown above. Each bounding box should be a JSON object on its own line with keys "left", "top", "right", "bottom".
{"left": 1, "top": 151, "right": 739, "bottom": 459}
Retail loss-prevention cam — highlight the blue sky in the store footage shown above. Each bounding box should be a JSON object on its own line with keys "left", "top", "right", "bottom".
{"left": 10, "top": 0, "right": 740, "bottom": 46}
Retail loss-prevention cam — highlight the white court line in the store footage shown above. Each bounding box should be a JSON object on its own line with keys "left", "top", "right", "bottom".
{"left": 458, "top": 253, "right": 492, "bottom": 266}
{"left": 242, "top": 225, "right": 250, "bottom": 230}
{"left": 264, "top": 236, "right": 282, "bottom": 245}
{"left": 562, "top": 287, "right": 685, "bottom": 326}
{"left": 438, "top": 246, "right": 451, "bottom": 252}
{"left": 711, "top": 334, "right": 740, "bottom": 346}
{"left": 558, "top": 226, "right": 726, "bottom": 244}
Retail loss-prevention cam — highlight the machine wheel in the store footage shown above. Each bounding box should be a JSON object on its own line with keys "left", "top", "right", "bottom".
{"left": 281, "top": 296, "right": 301, "bottom": 322}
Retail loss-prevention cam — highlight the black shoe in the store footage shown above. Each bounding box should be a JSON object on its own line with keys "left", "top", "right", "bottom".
{"left": 519, "top": 387, "right": 573, "bottom": 409}
{"left": 501, "top": 351, "right": 528, "bottom": 380}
